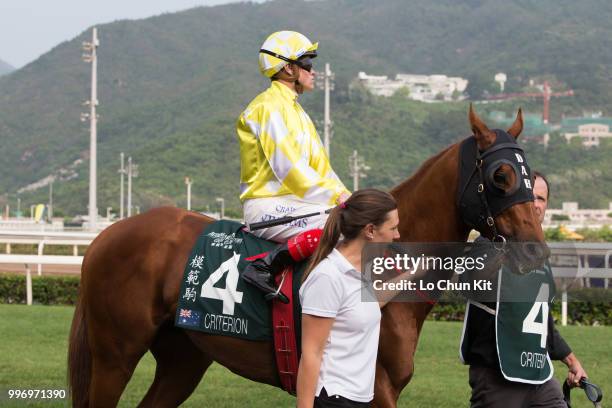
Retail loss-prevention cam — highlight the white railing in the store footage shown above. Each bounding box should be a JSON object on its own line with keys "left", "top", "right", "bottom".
{"left": 0, "top": 230, "right": 95, "bottom": 274}
{"left": 0, "top": 218, "right": 116, "bottom": 232}
{"left": 1, "top": 240, "right": 611, "bottom": 323}
{"left": 0, "top": 220, "right": 65, "bottom": 231}
{"left": 0, "top": 230, "right": 98, "bottom": 239}
{"left": 549, "top": 242, "right": 612, "bottom": 325}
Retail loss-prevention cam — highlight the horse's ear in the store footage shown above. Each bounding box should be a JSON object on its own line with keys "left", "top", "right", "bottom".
{"left": 507, "top": 108, "right": 523, "bottom": 139}
{"left": 469, "top": 104, "right": 495, "bottom": 150}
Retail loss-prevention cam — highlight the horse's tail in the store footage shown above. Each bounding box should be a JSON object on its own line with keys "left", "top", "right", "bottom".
{"left": 68, "top": 293, "right": 91, "bottom": 407}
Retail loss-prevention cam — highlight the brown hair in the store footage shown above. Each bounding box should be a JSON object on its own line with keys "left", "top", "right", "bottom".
{"left": 302, "top": 188, "right": 397, "bottom": 283}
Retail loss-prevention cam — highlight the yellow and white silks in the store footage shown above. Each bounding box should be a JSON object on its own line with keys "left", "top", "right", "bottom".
{"left": 237, "top": 81, "right": 348, "bottom": 205}
{"left": 237, "top": 81, "right": 350, "bottom": 241}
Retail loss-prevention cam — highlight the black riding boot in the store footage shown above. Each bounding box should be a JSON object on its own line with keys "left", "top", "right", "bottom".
{"left": 242, "top": 243, "right": 292, "bottom": 304}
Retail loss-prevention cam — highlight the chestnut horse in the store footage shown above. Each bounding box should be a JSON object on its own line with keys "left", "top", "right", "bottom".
{"left": 68, "top": 107, "right": 547, "bottom": 407}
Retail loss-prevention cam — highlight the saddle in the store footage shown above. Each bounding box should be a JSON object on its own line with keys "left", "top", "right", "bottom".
{"left": 174, "top": 220, "right": 302, "bottom": 394}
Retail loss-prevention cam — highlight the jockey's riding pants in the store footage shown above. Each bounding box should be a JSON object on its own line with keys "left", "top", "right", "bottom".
{"left": 243, "top": 194, "right": 329, "bottom": 242}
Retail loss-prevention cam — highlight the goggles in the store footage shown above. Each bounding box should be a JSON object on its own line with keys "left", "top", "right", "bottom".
{"left": 295, "top": 57, "right": 313, "bottom": 72}
{"left": 260, "top": 49, "right": 315, "bottom": 73}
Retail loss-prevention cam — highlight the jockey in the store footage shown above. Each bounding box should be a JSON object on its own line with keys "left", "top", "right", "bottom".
{"left": 237, "top": 31, "right": 350, "bottom": 303}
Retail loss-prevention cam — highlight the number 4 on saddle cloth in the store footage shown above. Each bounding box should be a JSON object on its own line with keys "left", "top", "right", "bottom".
{"left": 174, "top": 220, "right": 309, "bottom": 394}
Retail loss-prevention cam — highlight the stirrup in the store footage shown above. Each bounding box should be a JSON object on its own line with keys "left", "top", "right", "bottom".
{"left": 264, "top": 290, "right": 289, "bottom": 304}
{"left": 265, "top": 270, "right": 290, "bottom": 304}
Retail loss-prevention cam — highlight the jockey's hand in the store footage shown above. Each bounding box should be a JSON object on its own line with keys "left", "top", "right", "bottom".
{"left": 563, "top": 352, "right": 588, "bottom": 388}
{"left": 337, "top": 192, "right": 351, "bottom": 205}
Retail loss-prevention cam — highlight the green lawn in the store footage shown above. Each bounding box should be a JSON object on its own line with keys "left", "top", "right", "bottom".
{"left": 0, "top": 305, "right": 609, "bottom": 407}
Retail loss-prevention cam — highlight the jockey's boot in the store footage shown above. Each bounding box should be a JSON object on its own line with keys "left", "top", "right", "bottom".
{"left": 243, "top": 229, "right": 323, "bottom": 304}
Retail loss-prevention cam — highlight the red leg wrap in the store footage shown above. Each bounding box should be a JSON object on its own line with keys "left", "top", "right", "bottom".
{"left": 286, "top": 229, "right": 323, "bottom": 261}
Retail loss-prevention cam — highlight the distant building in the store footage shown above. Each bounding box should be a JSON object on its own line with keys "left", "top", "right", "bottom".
{"left": 544, "top": 202, "right": 612, "bottom": 228}
{"left": 488, "top": 111, "right": 552, "bottom": 144}
{"left": 356, "top": 72, "right": 468, "bottom": 102}
{"left": 561, "top": 116, "right": 612, "bottom": 147}
{"left": 487, "top": 112, "right": 612, "bottom": 148}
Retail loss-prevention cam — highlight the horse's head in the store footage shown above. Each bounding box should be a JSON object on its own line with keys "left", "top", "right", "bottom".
{"left": 459, "top": 105, "right": 549, "bottom": 273}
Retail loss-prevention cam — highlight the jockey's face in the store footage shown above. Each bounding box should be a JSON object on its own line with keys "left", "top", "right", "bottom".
{"left": 297, "top": 62, "right": 315, "bottom": 92}
{"left": 371, "top": 209, "right": 401, "bottom": 243}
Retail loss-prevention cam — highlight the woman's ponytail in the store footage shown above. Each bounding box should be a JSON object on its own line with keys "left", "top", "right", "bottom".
{"left": 302, "top": 189, "right": 397, "bottom": 284}
{"left": 302, "top": 205, "right": 342, "bottom": 282}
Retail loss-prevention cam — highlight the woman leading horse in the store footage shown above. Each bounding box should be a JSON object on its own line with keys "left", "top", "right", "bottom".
{"left": 297, "top": 189, "right": 400, "bottom": 407}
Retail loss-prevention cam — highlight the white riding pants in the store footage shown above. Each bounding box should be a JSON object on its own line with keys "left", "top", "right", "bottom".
{"left": 243, "top": 195, "right": 330, "bottom": 243}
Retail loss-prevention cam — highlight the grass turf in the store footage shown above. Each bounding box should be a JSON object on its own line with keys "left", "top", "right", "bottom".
{"left": 0, "top": 305, "right": 609, "bottom": 407}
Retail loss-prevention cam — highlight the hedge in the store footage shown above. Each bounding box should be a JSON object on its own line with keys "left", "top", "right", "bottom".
{"left": 0, "top": 274, "right": 80, "bottom": 305}
{"left": 0, "top": 275, "right": 610, "bottom": 325}
{"left": 545, "top": 226, "right": 612, "bottom": 242}
{"left": 430, "top": 289, "right": 612, "bottom": 325}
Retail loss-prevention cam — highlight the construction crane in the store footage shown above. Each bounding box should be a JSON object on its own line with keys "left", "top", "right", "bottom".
{"left": 485, "top": 81, "right": 574, "bottom": 124}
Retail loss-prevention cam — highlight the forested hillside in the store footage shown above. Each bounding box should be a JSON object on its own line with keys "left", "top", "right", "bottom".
{"left": 1, "top": 0, "right": 610, "bottom": 216}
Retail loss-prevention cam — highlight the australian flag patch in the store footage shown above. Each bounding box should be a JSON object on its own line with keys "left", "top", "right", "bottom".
{"left": 178, "top": 308, "right": 201, "bottom": 327}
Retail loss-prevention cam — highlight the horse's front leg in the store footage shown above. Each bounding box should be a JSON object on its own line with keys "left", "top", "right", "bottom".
{"left": 373, "top": 303, "right": 423, "bottom": 407}
{"left": 373, "top": 352, "right": 415, "bottom": 407}
{"left": 372, "top": 362, "right": 403, "bottom": 407}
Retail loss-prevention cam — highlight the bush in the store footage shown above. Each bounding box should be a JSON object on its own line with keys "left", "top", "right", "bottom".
{"left": 550, "top": 288, "right": 612, "bottom": 326}
{"left": 545, "top": 227, "right": 564, "bottom": 241}
{"left": 427, "top": 288, "right": 611, "bottom": 325}
{"left": 428, "top": 302, "right": 466, "bottom": 321}
{"left": 545, "top": 226, "right": 612, "bottom": 242}
{"left": 429, "top": 291, "right": 466, "bottom": 321}
{"left": 599, "top": 225, "right": 612, "bottom": 241}
{"left": 0, "top": 274, "right": 80, "bottom": 305}
{"left": 1, "top": 275, "right": 609, "bottom": 325}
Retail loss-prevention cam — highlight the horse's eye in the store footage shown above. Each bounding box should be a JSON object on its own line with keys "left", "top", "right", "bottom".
{"left": 494, "top": 171, "right": 506, "bottom": 185}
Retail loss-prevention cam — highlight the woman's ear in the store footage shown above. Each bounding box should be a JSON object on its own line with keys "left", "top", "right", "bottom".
{"left": 364, "top": 224, "right": 375, "bottom": 240}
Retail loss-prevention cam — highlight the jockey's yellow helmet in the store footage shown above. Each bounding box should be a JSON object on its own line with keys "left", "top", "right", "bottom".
{"left": 258, "top": 31, "right": 318, "bottom": 78}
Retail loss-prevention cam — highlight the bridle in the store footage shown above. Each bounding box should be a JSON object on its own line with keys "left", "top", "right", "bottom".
{"left": 457, "top": 129, "right": 535, "bottom": 248}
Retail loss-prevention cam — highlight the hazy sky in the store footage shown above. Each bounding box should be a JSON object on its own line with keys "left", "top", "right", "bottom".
{"left": 0, "top": 0, "right": 264, "bottom": 68}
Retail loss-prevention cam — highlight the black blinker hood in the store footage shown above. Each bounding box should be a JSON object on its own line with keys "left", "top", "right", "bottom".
{"left": 457, "top": 129, "right": 534, "bottom": 232}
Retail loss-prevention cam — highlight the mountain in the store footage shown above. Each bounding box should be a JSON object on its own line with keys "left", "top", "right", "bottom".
{"left": 1, "top": 0, "right": 611, "bottom": 216}
{"left": 0, "top": 58, "right": 14, "bottom": 76}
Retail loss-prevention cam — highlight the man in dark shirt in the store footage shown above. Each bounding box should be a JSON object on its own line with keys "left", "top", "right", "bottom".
{"left": 460, "top": 172, "right": 587, "bottom": 407}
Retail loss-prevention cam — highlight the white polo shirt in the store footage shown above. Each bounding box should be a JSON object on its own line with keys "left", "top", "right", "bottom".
{"left": 299, "top": 248, "right": 381, "bottom": 403}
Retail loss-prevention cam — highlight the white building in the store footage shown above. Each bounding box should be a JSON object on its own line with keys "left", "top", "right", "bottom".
{"left": 561, "top": 117, "right": 612, "bottom": 148}
{"left": 564, "top": 123, "right": 612, "bottom": 148}
{"left": 356, "top": 72, "right": 469, "bottom": 102}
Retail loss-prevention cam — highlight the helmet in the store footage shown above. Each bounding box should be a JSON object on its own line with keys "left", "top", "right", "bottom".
{"left": 258, "top": 31, "right": 318, "bottom": 78}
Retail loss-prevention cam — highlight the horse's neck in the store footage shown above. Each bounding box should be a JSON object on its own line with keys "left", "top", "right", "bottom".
{"left": 392, "top": 143, "right": 469, "bottom": 243}
{"left": 385, "top": 143, "right": 470, "bottom": 348}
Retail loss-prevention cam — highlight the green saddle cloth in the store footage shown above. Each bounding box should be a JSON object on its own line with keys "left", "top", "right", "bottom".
{"left": 175, "top": 220, "right": 304, "bottom": 342}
